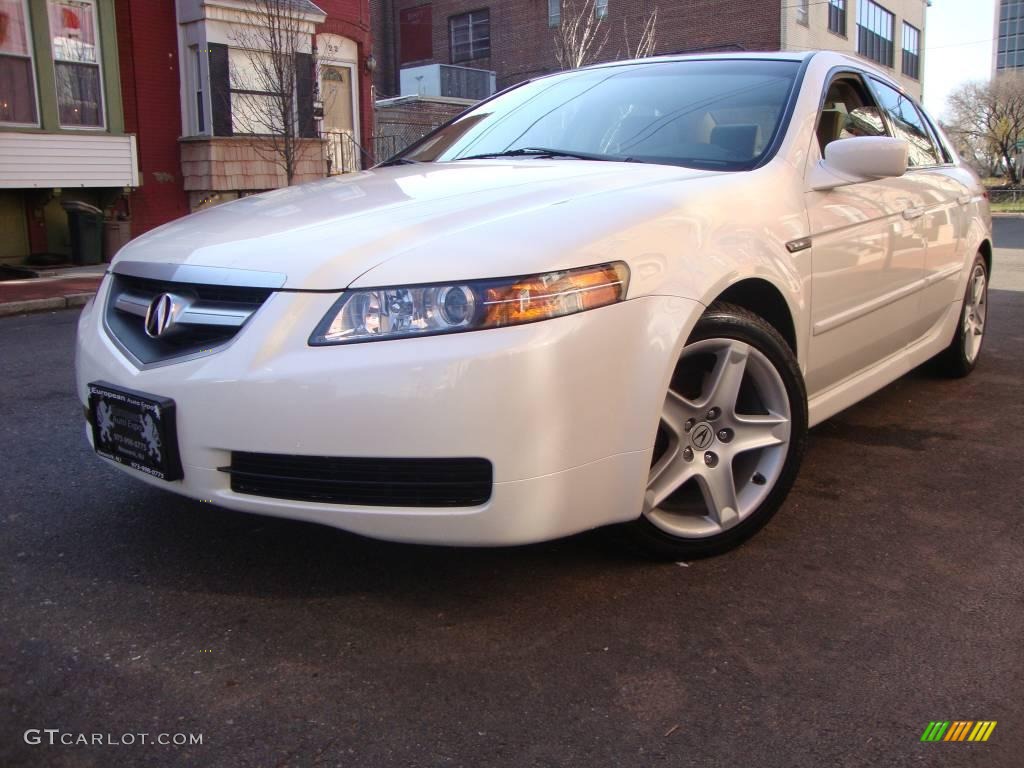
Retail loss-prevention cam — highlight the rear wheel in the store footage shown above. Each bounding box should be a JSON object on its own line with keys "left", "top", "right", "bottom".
{"left": 934, "top": 254, "right": 988, "bottom": 378}
{"left": 622, "top": 302, "right": 807, "bottom": 560}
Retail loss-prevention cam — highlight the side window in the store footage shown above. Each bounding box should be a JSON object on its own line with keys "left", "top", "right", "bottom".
{"left": 816, "top": 76, "right": 889, "bottom": 155}
{"left": 921, "top": 107, "right": 956, "bottom": 165}
{"left": 869, "top": 78, "right": 942, "bottom": 167}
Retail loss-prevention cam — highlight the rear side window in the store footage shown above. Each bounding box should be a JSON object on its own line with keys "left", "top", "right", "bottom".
{"left": 816, "top": 75, "right": 889, "bottom": 154}
{"left": 869, "top": 78, "right": 941, "bottom": 166}
{"left": 920, "top": 107, "right": 956, "bottom": 164}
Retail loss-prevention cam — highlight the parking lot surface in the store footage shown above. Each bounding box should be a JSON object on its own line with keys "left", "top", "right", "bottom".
{"left": 2, "top": 220, "right": 1022, "bottom": 767}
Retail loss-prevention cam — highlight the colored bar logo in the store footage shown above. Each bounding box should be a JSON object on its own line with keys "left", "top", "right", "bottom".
{"left": 921, "top": 721, "right": 997, "bottom": 742}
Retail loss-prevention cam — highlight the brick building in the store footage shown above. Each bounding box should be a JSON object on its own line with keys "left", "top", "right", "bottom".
{"left": 370, "top": 0, "right": 927, "bottom": 101}
{"left": 114, "top": 0, "right": 374, "bottom": 245}
{"left": 115, "top": 0, "right": 189, "bottom": 239}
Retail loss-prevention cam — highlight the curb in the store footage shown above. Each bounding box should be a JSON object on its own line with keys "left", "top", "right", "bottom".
{"left": 0, "top": 293, "right": 95, "bottom": 318}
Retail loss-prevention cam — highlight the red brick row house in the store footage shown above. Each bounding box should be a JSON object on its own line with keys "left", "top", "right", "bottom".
{"left": 115, "top": 0, "right": 374, "bottom": 242}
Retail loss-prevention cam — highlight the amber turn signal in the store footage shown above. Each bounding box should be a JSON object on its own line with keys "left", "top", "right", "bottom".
{"left": 481, "top": 263, "right": 630, "bottom": 328}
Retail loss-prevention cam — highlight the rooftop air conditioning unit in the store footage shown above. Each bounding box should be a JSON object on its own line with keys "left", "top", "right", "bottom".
{"left": 400, "top": 64, "right": 496, "bottom": 101}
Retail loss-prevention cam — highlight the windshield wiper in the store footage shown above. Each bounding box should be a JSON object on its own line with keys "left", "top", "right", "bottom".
{"left": 377, "top": 157, "right": 422, "bottom": 167}
{"left": 452, "top": 147, "right": 622, "bottom": 162}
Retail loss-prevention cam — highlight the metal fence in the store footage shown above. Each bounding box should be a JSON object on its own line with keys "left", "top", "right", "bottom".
{"left": 322, "top": 132, "right": 401, "bottom": 175}
{"left": 374, "top": 120, "right": 448, "bottom": 157}
{"left": 987, "top": 188, "right": 1024, "bottom": 205}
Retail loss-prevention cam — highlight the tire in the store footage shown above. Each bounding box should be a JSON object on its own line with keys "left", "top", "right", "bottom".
{"left": 933, "top": 253, "right": 989, "bottom": 378}
{"left": 619, "top": 302, "right": 808, "bottom": 560}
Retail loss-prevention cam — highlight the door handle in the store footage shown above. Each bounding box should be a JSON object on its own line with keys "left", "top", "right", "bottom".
{"left": 902, "top": 206, "right": 924, "bottom": 220}
{"left": 957, "top": 194, "right": 973, "bottom": 206}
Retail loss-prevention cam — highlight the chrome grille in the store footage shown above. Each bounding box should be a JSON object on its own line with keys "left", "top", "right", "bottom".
{"left": 104, "top": 267, "right": 278, "bottom": 366}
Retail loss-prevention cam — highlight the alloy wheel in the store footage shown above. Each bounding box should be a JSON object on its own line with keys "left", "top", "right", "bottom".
{"left": 644, "top": 338, "right": 792, "bottom": 539}
{"left": 963, "top": 264, "right": 987, "bottom": 363}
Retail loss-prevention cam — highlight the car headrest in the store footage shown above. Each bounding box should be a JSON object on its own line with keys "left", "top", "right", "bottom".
{"left": 817, "top": 110, "right": 845, "bottom": 151}
{"left": 710, "top": 124, "right": 761, "bottom": 159}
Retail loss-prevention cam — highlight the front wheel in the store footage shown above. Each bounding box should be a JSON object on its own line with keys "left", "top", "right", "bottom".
{"left": 621, "top": 302, "right": 808, "bottom": 560}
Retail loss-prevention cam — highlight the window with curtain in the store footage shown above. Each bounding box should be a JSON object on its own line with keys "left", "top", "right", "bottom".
{"left": 0, "top": 0, "right": 38, "bottom": 124}
{"left": 47, "top": 0, "right": 104, "bottom": 127}
{"left": 796, "top": 0, "right": 809, "bottom": 26}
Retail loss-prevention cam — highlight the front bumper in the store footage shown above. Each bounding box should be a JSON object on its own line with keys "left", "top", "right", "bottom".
{"left": 76, "top": 277, "right": 702, "bottom": 545}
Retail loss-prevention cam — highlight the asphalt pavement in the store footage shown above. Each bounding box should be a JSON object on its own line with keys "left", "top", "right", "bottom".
{"left": 2, "top": 221, "right": 1022, "bottom": 767}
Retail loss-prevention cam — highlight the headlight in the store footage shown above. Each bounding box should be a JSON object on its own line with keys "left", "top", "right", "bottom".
{"left": 309, "top": 262, "right": 630, "bottom": 345}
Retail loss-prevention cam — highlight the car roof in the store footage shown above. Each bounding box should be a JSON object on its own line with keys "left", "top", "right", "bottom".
{"left": 580, "top": 50, "right": 908, "bottom": 97}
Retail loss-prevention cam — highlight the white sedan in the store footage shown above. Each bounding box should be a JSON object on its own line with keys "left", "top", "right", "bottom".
{"left": 75, "top": 51, "right": 991, "bottom": 558}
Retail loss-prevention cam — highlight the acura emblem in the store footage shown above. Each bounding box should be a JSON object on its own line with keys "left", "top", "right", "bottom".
{"left": 691, "top": 422, "right": 715, "bottom": 450}
{"left": 144, "top": 293, "right": 186, "bottom": 339}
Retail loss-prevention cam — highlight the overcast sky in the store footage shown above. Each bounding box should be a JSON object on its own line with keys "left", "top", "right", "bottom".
{"left": 923, "top": 0, "right": 997, "bottom": 118}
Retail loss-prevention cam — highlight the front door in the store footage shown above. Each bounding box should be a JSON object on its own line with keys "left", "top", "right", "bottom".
{"left": 322, "top": 65, "right": 356, "bottom": 174}
{"left": 804, "top": 73, "right": 927, "bottom": 396}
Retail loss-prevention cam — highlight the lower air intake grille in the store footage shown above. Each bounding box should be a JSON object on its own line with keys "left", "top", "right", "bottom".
{"left": 225, "top": 453, "right": 494, "bottom": 508}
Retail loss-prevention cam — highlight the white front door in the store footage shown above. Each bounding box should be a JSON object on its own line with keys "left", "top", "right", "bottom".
{"left": 322, "top": 65, "right": 357, "bottom": 173}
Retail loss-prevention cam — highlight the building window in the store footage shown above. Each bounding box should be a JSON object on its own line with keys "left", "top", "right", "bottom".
{"left": 0, "top": 0, "right": 38, "bottom": 124}
{"left": 48, "top": 0, "right": 104, "bottom": 128}
{"left": 449, "top": 10, "right": 489, "bottom": 63}
{"left": 902, "top": 22, "right": 921, "bottom": 80}
{"left": 796, "top": 0, "right": 809, "bottom": 26}
{"left": 548, "top": 0, "right": 560, "bottom": 28}
{"left": 228, "top": 48, "right": 284, "bottom": 135}
{"left": 399, "top": 5, "right": 433, "bottom": 64}
{"left": 595, "top": 0, "right": 608, "bottom": 20}
{"left": 828, "top": 0, "right": 846, "bottom": 37}
{"left": 857, "top": 0, "right": 895, "bottom": 68}
{"left": 190, "top": 45, "right": 205, "bottom": 134}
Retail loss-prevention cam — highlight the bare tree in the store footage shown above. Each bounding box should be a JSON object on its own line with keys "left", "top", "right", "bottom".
{"left": 947, "top": 74, "right": 1024, "bottom": 184}
{"left": 623, "top": 8, "right": 658, "bottom": 60}
{"left": 553, "top": 0, "right": 610, "bottom": 70}
{"left": 228, "top": 0, "right": 321, "bottom": 185}
{"left": 943, "top": 120, "right": 1001, "bottom": 179}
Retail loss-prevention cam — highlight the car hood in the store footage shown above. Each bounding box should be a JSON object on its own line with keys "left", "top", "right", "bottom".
{"left": 113, "top": 160, "right": 721, "bottom": 289}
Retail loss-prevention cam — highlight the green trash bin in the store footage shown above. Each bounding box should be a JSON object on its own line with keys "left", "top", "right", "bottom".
{"left": 61, "top": 200, "right": 104, "bottom": 266}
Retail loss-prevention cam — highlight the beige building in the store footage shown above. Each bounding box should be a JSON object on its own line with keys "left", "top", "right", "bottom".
{"left": 782, "top": 0, "right": 928, "bottom": 101}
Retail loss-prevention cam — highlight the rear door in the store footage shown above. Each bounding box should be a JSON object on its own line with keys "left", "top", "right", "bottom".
{"left": 867, "top": 78, "right": 967, "bottom": 338}
{"left": 804, "top": 72, "right": 927, "bottom": 396}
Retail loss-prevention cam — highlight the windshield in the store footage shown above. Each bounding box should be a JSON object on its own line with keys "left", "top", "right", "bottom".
{"left": 398, "top": 59, "right": 801, "bottom": 171}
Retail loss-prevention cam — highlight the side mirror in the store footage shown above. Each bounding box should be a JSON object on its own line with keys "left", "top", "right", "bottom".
{"left": 809, "top": 136, "right": 909, "bottom": 191}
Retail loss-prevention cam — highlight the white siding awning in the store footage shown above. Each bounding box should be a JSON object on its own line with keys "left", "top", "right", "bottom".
{"left": 0, "top": 133, "right": 140, "bottom": 189}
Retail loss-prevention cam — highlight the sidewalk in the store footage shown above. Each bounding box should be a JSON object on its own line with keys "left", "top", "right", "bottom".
{"left": 0, "top": 265, "right": 106, "bottom": 318}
